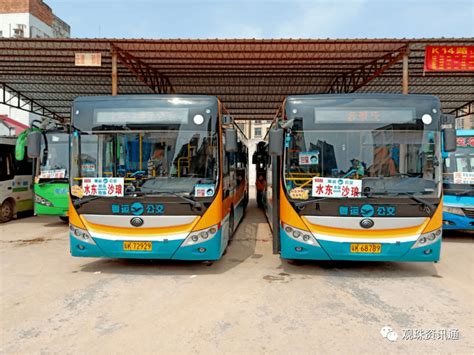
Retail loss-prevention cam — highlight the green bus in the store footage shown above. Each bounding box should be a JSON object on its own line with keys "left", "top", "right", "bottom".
{"left": 17, "top": 128, "right": 73, "bottom": 220}
{"left": 33, "top": 130, "right": 70, "bottom": 219}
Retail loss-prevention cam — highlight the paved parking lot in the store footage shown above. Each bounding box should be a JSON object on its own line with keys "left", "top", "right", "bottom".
{"left": 1, "top": 199, "right": 473, "bottom": 354}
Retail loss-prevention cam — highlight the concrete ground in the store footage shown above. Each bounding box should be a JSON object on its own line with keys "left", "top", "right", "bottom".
{"left": 1, "top": 198, "right": 473, "bottom": 354}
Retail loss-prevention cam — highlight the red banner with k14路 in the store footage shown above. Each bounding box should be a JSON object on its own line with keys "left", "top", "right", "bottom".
{"left": 424, "top": 46, "right": 474, "bottom": 71}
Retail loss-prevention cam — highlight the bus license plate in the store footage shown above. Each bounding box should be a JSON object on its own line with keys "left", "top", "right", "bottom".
{"left": 350, "top": 243, "right": 381, "bottom": 253}
{"left": 123, "top": 241, "right": 152, "bottom": 251}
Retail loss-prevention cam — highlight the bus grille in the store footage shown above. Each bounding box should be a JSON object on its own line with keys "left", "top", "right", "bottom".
{"left": 462, "top": 208, "right": 474, "bottom": 219}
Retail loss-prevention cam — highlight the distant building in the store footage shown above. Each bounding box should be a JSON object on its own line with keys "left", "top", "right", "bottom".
{"left": 455, "top": 104, "right": 473, "bottom": 130}
{"left": 236, "top": 120, "right": 272, "bottom": 140}
{"left": 0, "top": 0, "right": 70, "bottom": 127}
{"left": 0, "top": 0, "right": 70, "bottom": 38}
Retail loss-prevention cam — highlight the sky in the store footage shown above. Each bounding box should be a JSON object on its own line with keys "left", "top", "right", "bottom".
{"left": 46, "top": 0, "right": 474, "bottom": 39}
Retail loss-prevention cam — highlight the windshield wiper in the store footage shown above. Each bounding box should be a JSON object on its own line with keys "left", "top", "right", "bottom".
{"left": 73, "top": 195, "right": 102, "bottom": 208}
{"left": 294, "top": 197, "right": 332, "bottom": 208}
{"left": 365, "top": 190, "right": 436, "bottom": 213}
{"left": 454, "top": 188, "right": 474, "bottom": 196}
{"left": 126, "top": 191, "right": 202, "bottom": 209}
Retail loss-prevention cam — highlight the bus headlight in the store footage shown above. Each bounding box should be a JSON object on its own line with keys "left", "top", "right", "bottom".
{"left": 282, "top": 223, "right": 319, "bottom": 246}
{"left": 412, "top": 228, "right": 442, "bottom": 249}
{"left": 35, "top": 195, "right": 53, "bottom": 207}
{"left": 443, "top": 206, "right": 465, "bottom": 216}
{"left": 70, "top": 224, "right": 95, "bottom": 245}
{"left": 182, "top": 224, "right": 219, "bottom": 246}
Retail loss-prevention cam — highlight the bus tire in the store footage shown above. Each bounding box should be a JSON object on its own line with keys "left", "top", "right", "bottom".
{"left": 228, "top": 208, "right": 234, "bottom": 240}
{"left": 222, "top": 209, "right": 234, "bottom": 256}
{"left": 0, "top": 200, "right": 14, "bottom": 223}
{"left": 59, "top": 216, "right": 69, "bottom": 222}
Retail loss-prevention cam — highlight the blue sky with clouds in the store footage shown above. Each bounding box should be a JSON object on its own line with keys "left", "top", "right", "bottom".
{"left": 47, "top": 0, "right": 473, "bottom": 39}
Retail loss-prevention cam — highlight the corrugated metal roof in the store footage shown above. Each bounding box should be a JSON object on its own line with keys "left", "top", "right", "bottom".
{"left": 0, "top": 38, "right": 473, "bottom": 121}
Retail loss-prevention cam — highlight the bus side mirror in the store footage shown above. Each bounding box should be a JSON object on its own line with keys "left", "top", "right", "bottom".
{"left": 225, "top": 128, "right": 238, "bottom": 152}
{"left": 27, "top": 131, "right": 42, "bottom": 158}
{"left": 443, "top": 128, "right": 457, "bottom": 152}
{"left": 269, "top": 129, "right": 283, "bottom": 156}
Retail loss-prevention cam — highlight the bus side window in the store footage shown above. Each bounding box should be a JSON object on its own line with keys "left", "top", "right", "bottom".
{"left": 15, "top": 154, "right": 33, "bottom": 176}
{"left": 222, "top": 134, "right": 229, "bottom": 176}
{"left": 0, "top": 149, "right": 8, "bottom": 181}
{"left": 235, "top": 141, "right": 246, "bottom": 187}
{"left": 0, "top": 149, "right": 15, "bottom": 181}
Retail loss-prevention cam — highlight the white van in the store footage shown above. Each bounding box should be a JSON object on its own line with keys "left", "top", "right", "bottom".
{"left": 0, "top": 136, "right": 33, "bottom": 222}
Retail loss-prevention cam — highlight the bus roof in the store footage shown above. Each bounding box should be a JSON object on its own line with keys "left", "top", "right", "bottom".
{"left": 286, "top": 93, "right": 440, "bottom": 103}
{"left": 74, "top": 94, "right": 218, "bottom": 105}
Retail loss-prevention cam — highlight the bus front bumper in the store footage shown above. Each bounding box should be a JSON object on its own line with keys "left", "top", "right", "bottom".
{"left": 35, "top": 203, "right": 68, "bottom": 217}
{"left": 69, "top": 228, "right": 224, "bottom": 261}
{"left": 280, "top": 226, "right": 441, "bottom": 262}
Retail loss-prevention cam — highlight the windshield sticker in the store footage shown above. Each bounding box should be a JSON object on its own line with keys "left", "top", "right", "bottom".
{"left": 312, "top": 177, "right": 362, "bottom": 198}
{"left": 299, "top": 151, "right": 319, "bottom": 165}
{"left": 71, "top": 185, "right": 84, "bottom": 198}
{"left": 339, "top": 204, "right": 396, "bottom": 217}
{"left": 454, "top": 172, "right": 474, "bottom": 184}
{"left": 289, "top": 187, "right": 309, "bottom": 200}
{"left": 82, "top": 177, "right": 124, "bottom": 197}
{"left": 457, "top": 136, "right": 474, "bottom": 148}
{"left": 39, "top": 169, "right": 66, "bottom": 179}
{"left": 111, "top": 202, "right": 164, "bottom": 215}
{"left": 195, "top": 184, "right": 215, "bottom": 197}
{"left": 81, "top": 163, "right": 96, "bottom": 174}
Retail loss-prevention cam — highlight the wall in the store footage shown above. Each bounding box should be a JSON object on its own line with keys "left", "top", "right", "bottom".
{"left": 0, "top": 121, "right": 15, "bottom": 136}
{"left": 455, "top": 116, "right": 473, "bottom": 129}
{"left": 51, "top": 15, "right": 70, "bottom": 38}
{"left": 250, "top": 121, "right": 272, "bottom": 139}
{"left": 0, "top": 0, "right": 53, "bottom": 26}
{"left": 0, "top": 98, "right": 41, "bottom": 127}
{"left": 0, "top": 13, "right": 56, "bottom": 38}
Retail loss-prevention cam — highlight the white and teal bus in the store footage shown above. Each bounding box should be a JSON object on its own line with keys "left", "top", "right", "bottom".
{"left": 266, "top": 94, "right": 457, "bottom": 262}
{"left": 46, "top": 95, "right": 250, "bottom": 260}
{"left": 0, "top": 136, "right": 33, "bottom": 222}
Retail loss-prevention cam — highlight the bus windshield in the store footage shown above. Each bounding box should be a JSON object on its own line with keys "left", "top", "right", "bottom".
{"left": 39, "top": 132, "right": 69, "bottom": 179}
{"left": 443, "top": 136, "right": 474, "bottom": 186}
{"left": 71, "top": 130, "right": 219, "bottom": 196}
{"left": 284, "top": 127, "right": 441, "bottom": 199}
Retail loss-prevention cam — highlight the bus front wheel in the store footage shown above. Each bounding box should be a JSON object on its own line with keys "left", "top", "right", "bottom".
{"left": 0, "top": 200, "right": 14, "bottom": 223}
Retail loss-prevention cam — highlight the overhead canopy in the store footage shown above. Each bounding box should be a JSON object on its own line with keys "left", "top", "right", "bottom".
{"left": 0, "top": 38, "right": 473, "bottom": 122}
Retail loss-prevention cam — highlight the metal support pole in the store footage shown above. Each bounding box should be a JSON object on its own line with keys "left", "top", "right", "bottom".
{"left": 402, "top": 52, "right": 409, "bottom": 94}
{"left": 112, "top": 51, "right": 118, "bottom": 96}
